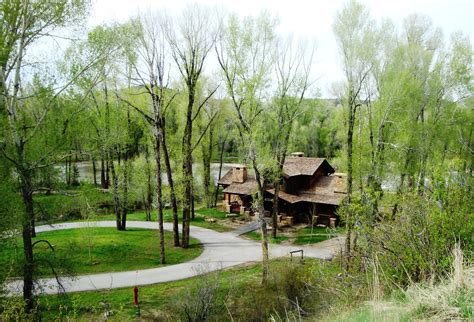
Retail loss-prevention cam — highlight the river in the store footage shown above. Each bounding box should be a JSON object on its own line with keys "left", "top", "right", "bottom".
{"left": 60, "top": 161, "right": 239, "bottom": 185}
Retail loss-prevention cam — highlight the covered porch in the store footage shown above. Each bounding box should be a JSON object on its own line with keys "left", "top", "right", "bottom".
{"left": 264, "top": 195, "right": 339, "bottom": 228}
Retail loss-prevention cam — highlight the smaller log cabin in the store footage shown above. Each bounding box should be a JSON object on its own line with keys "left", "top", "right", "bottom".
{"left": 217, "top": 153, "right": 347, "bottom": 226}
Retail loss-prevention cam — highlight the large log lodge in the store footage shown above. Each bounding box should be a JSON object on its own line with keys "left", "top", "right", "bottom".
{"left": 217, "top": 153, "right": 347, "bottom": 227}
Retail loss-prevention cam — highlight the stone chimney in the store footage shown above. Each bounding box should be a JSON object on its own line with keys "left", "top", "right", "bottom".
{"left": 290, "top": 152, "right": 305, "bottom": 157}
{"left": 232, "top": 166, "right": 247, "bottom": 183}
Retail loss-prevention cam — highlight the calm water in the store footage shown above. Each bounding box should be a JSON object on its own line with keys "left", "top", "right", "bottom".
{"left": 60, "top": 161, "right": 399, "bottom": 191}
{"left": 59, "top": 161, "right": 238, "bottom": 185}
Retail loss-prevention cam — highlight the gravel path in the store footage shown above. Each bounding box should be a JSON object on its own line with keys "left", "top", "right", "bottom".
{"left": 5, "top": 221, "right": 337, "bottom": 295}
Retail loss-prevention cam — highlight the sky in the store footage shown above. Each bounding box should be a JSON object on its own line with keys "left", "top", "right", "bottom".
{"left": 85, "top": 0, "right": 473, "bottom": 97}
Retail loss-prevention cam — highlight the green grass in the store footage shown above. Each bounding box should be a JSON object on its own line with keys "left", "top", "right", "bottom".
{"left": 0, "top": 228, "right": 202, "bottom": 278}
{"left": 81, "top": 208, "right": 233, "bottom": 232}
{"left": 195, "top": 208, "right": 228, "bottom": 219}
{"left": 244, "top": 226, "right": 343, "bottom": 245}
{"left": 33, "top": 185, "right": 233, "bottom": 233}
{"left": 28, "top": 260, "right": 265, "bottom": 321}
{"left": 294, "top": 226, "right": 343, "bottom": 245}
{"left": 34, "top": 184, "right": 115, "bottom": 222}
{"left": 4, "top": 258, "right": 340, "bottom": 321}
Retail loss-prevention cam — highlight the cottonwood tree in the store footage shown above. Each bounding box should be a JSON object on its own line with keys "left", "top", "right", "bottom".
{"left": 118, "top": 12, "right": 180, "bottom": 260}
{"left": 0, "top": 0, "right": 91, "bottom": 310}
{"left": 269, "top": 36, "right": 314, "bottom": 238}
{"left": 333, "top": 0, "right": 378, "bottom": 262}
{"left": 388, "top": 19, "right": 473, "bottom": 216}
{"left": 345, "top": 18, "right": 396, "bottom": 247}
{"left": 65, "top": 22, "right": 140, "bottom": 231}
{"left": 198, "top": 96, "right": 221, "bottom": 208}
{"left": 216, "top": 12, "right": 277, "bottom": 282}
{"left": 164, "top": 5, "right": 219, "bottom": 248}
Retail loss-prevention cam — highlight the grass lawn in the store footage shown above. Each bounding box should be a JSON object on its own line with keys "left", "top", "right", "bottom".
{"left": 294, "top": 226, "right": 343, "bottom": 245}
{"left": 195, "top": 207, "right": 228, "bottom": 219}
{"left": 79, "top": 208, "right": 233, "bottom": 232}
{"left": 244, "top": 226, "right": 343, "bottom": 245}
{"left": 0, "top": 228, "right": 202, "bottom": 278}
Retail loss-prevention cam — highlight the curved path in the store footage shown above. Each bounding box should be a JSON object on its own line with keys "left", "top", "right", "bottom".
{"left": 5, "top": 221, "right": 338, "bottom": 296}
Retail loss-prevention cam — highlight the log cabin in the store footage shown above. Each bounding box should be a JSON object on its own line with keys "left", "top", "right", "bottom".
{"left": 217, "top": 153, "right": 347, "bottom": 227}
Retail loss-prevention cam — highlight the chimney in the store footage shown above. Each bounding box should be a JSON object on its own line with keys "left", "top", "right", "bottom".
{"left": 290, "top": 152, "right": 305, "bottom": 158}
{"left": 232, "top": 166, "right": 247, "bottom": 183}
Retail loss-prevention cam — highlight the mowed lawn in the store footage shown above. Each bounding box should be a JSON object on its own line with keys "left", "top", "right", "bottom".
{"left": 244, "top": 226, "right": 343, "bottom": 245}
{"left": 0, "top": 228, "right": 202, "bottom": 278}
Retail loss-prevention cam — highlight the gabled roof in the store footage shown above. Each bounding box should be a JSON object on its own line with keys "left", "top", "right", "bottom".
{"left": 222, "top": 178, "right": 258, "bottom": 195}
{"left": 217, "top": 170, "right": 234, "bottom": 186}
{"left": 267, "top": 173, "right": 347, "bottom": 206}
{"left": 218, "top": 158, "right": 342, "bottom": 203}
{"left": 283, "top": 157, "right": 334, "bottom": 177}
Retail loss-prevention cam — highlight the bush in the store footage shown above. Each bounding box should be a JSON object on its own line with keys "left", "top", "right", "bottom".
{"left": 225, "top": 259, "right": 354, "bottom": 320}
{"left": 175, "top": 265, "right": 221, "bottom": 322}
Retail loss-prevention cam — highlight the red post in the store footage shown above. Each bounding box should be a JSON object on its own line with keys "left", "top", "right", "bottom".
{"left": 133, "top": 286, "right": 139, "bottom": 306}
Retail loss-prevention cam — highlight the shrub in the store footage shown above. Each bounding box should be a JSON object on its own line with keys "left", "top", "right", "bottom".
{"left": 175, "top": 265, "right": 221, "bottom": 322}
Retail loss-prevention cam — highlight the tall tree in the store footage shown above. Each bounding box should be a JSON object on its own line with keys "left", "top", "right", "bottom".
{"left": 333, "top": 0, "right": 377, "bottom": 263}
{"left": 216, "top": 12, "right": 277, "bottom": 282}
{"left": 270, "top": 36, "right": 314, "bottom": 237}
{"left": 66, "top": 21, "right": 140, "bottom": 230}
{"left": 118, "top": 13, "right": 177, "bottom": 260}
{"left": 0, "top": 0, "right": 91, "bottom": 310}
{"left": 164, "top": 5, "right": 218, "bottom": 248}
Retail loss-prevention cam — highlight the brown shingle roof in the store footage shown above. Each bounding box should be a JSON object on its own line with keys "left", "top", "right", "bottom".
{"left": 283, "top": 157, "right": 334, "bottom": 177}
{"left": 266, "top": 174, "right": 347, "bottom": 206}
{"left": 217, "top": 170, "right": 234, "bottom": 186}
{"left": 222, "top": 178, "right": 258, "bottom": 195}
{"left": 219, "top": 158, "right": 344, "bottom": 205}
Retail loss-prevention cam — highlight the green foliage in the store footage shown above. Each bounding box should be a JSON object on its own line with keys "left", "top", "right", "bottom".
{"left": 176, "top": 266, "right": 221, "bottom": 322}
{"left": 33, "top": 184, "right": 114, "bottom": 222}
{"left": 289, "top": 99, "right": 342, "bottom": 158}
{"left": 354, "top": 173, "right": 473, "bottom": 286}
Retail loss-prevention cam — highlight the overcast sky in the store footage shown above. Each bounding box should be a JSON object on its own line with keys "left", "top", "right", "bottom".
{"left": 86, "top": 0, "right": 473, "bottom": 97}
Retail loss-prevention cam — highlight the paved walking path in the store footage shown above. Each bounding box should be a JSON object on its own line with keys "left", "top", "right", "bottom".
{"left": 229, "top": 220, "right": 260, "bottom": 235}
{"left": 5, "top": 221, "right": 339, "bottom": 296}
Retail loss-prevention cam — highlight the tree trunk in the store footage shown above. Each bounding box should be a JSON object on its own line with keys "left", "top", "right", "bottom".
{"left": 345, "top": 98, "right": 356, "bottom": 266}
{"left": 154, "top": 132, "right": 166, "bottom": 264}
{"left": 145, "top": 147, "right": 152, "bottom": 222}
{"left": 20, "top": 173, "right": 35, "bottom": 311}
{"left": 271, "top": 181, "right": 280, "bottom": 238}
{"left": 161, "top": 128, "right": 180, "bottom": 247}
{"left": 181, "top": 90, "right": 194, "bottom": 249}
{"left": 100, "top": 157, "right": 106, "bottom": 189}
{"left": 214, "top": 138, "right": 226, "bottom": 207}
{"left": 92, "top": 157, "right": 97, "bottom": 186}
{"left": 121, "top": 160, "right": 129, "bottom": 231}
{"left": 202, "top": 129, "right": 213, "bottom": 208}
{"left": 120, "top": 108, "right": 133, "bottom": 231}
{"left": 105, "top": 158, "right": 110, "bottom": 189}
{"left": 252, "top": 159, "right": 269, "bottom": 283}
{"left": 110, "top": 153, "right": 123, "bottom": 231}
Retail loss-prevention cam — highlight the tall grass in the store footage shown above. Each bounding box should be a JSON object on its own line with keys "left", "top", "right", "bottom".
{"left": 331, "top": 243, "right": 473, "bottom": 321}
